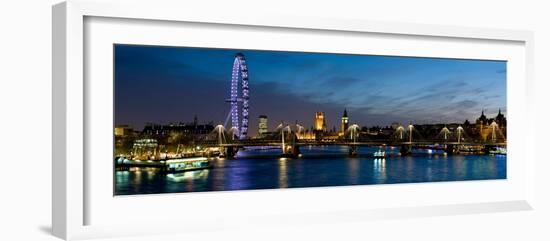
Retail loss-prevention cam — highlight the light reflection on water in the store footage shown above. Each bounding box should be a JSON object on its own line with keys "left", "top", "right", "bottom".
{"left": 115, "top": 146, "right": 506, "bottom": 195}
{"left": 373, "top": 158, "right": 386, "bottom": 183}
{"left": 279, "top": 158, "right": 288, "bottom": 188}
{"left": 347, "top": 158, "right": 359, "bottom": 184}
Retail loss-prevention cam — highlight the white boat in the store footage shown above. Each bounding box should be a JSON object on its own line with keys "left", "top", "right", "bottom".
{"left": 489, "top": 147, "right": 507, "bottom": 155}
{"left": 373, "top": 150, "right": 386, "bottom": 158}
{"left": 163, "top": 157, "right": 212, "bottom": 173}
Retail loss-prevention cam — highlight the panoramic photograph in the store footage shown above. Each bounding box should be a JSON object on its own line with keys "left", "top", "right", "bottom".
{"left": 113, "top": 44, "right": 507, "bottom": 195}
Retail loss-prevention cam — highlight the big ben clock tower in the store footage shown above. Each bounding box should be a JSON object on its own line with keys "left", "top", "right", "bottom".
{"left": 341, "top": 109, "right": 349, "bottom": 135}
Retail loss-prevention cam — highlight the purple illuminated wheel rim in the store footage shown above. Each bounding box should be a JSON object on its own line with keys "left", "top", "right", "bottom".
{"left": 228, "top": 53, "right": 249, "bottom": 139}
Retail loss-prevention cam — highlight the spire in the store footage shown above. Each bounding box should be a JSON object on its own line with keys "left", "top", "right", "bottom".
{"left": 496, "top": 108, "right": 504, "bottom": 119}
{"left": 343, "top": 109, "right": 348, "bottom": 118}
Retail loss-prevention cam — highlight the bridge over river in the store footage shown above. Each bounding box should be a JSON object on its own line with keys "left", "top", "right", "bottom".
{"left": 197, "top": 137, "right": 506, "bottom": 158}
{"left": 194, "top": 123, "right": 508, "bottom": 158}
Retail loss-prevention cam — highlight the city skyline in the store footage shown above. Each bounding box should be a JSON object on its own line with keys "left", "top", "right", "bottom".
{"left": 114, "top": 44, "right": 506, "bottom": 136}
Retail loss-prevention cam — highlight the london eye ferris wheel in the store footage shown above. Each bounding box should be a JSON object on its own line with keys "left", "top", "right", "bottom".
{"left": 225, "top": 53, "right": 250, "bottom": 139}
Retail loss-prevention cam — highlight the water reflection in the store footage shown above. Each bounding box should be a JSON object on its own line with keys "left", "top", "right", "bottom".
{"left": 373, "top": 158, "right": 387, "bottom": 183}
{"left": 133, "top": 169, "right": 142, "bottom": 185}
{"left": 115, "top": 145, "right": 506, "bottom": 195}
{"left": 453, "top": 155, "right": 465, "bottom": 180}
{"left": 347, "top": 158, "right": 359, "bottom": 184}
{"left": 405, "top": 156, "right": 414, "bottom": 182}
{"left": 225, "top": 160, "right": 251, "bottom": 190}
{"left": 166, "top": 170, "right": 209, "bottom": 182}
{"left": 278, "top": 158, "right": 288, "bottom": 188}
{"left": 212, "top": 158, "right": 226, "bottom": 191}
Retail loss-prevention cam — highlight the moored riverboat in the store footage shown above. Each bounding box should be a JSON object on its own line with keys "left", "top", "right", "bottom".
{"left": 373, "top": 150, "right": 386, "bottom": 158}
{"left": 115, "top": 156, "right": 212, "bottom": 172}
{"left": 164, "top": 157, "right": 212, "bottom": 173}
{"left": 489, "top": 147, "right": 507, "bottom": 155}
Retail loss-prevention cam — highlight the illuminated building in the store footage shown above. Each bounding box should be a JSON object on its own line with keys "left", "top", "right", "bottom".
{"left": 475, "top": 109, "right": 488, "bottom": 140}
{"left": 114, "top": 125, "right": 136, "bottom": 157}
{"left": 475, "top": 109, "right": 507, "bottom": 141}
{"left": 114, "top": 125, "right": 133, "bottom": 137}
{"left": 340, "top": 109, "right": 349, "bottom": 135}
{"left": 495, "top": 108, "right": 506, "bottom": 127}
{"left": 298, "top": 130, "right": 316, "bottom": 140}
{"left": 258, "top": 115, "right": 268, "bottom": 137}
{"left": 142, "top": 122, "right": 214, "bottom": 136}
{"left": 132, "top": 138, "right": 158, "bottom": 160}
{"left": 314, "top": 112, "right": 327, "bottom": 132}
{"left": 476, "top": 109, "right": 488, "bottom": 125}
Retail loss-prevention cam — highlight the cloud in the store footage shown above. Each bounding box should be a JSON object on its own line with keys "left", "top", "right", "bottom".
{"left": 115, "top": 45, "right": 506, "bottom": 130}
{"left": 323, "top": 76, "right": 364, "bottom": 87}
{"left": 452, "top": 100, "right": 478, "bottom": 109}
{"left": 483, "top": 94, "right": 501, "bottom": 100}
{"left": 425, "top": 79, "right": 467, "bottom": 92}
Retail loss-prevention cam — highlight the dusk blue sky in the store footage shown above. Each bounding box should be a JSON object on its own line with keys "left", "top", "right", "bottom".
{"left": 114, "top": 44, "right": 506, "bottom": 135}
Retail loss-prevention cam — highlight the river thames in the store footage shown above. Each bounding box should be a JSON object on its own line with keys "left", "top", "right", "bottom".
{"left": 115, "top": 145, "right": 506, "bottom": 195}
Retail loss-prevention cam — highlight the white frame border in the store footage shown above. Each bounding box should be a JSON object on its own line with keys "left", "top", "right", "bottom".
{"left": 52, "top": 1, "right": 535, "bottom": 240}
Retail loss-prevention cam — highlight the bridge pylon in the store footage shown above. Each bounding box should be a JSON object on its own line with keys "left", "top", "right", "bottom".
{"left": 445, "top": 144, "right": 456, "bottom": 155}
{"left": 281, "top": 132, "right": 301, "bottom": 158}
{"left": 400, "top": 144, "right": 412, "bottom": 156}
{"left": 348, "top": 145, "right": 358, "bottom": 157}
{"left": 228, "top": 146, "right": 238, "bottom": 159}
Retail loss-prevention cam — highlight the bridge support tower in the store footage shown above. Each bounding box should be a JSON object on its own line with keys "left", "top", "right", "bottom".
{"left": 348, "top": 145, "right": 358, "bottom": 157}
{"left": 445, "top": 144, "right": 456, "bottom": 155}
{"left": 400, "top": 144, "right": 412, "bottom": 156}
{"left": 291, "top": 144, "right": 301, "bottom": 157}
{"left": 222, "top": 146, "right": 237, "bottom": 159}
{"left": 281, "top": 145, "right": 301, "bottom": 158}
{"left": 281, "top": 133, "right": 301, "bottom": 158}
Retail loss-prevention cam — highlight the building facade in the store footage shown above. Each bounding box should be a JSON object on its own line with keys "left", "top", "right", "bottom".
{"left": 258, "top": 115, "right": 268, "bottom": 137}
{"left": 314, "top": 112, "right": 327, "bottom": 132}
{"left": 475, "top": 109, "right": 507, "bottom": 142}
{"left": 114, "top": 125, "right": 134, "bottom": 137}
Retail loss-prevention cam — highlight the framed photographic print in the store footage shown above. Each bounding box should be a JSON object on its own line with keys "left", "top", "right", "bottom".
{"left": 53, "top": 0, "right": 535, "bottom": 240}
{"left": 113, "top": 45, "right": 508, "bottom": 195}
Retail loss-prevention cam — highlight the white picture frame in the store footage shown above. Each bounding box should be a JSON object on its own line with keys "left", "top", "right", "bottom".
{"left": 52, "top": 1, "right": 535, "bottom": 240}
